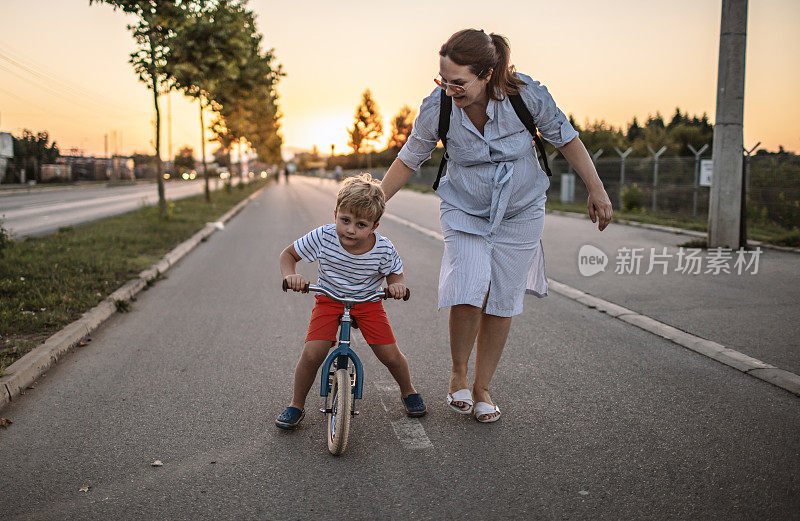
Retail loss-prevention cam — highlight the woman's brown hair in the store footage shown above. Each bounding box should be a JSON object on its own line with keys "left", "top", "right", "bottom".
{"left": 439, "top": 29, "right": 526, "bottom": 101}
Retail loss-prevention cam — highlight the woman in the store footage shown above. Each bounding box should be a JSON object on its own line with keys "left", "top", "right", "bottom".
{"left": 381, "top": 29, "right": 612, "bottom": 422}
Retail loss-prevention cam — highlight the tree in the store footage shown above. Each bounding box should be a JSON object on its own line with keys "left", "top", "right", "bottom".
{"left": 348, "top": 89, "right": 383, "bottom": 167}
{"left": 174, "top": 145, "right": 195, "bottom": 172}
{"left": 207, "top": 2, "right": 284, "bottom": 183}
{"left": 626, "top": 116, "right": 642, "bottom": 142}
{"left": 90, "top": 0, "right": 188, "bottom": 218}
{"left": 667, "top": 107, "right": 686, "bottom": 129}
{"left": 12, "top": 130, "right": 59, "bottom": 183}
{"left": 166, "top": 0, "right": 282, "bottom": 200}
{"left": 348, "top": 125, "right": 364, "bottom": 157}
{"left": 645, "top": 112, "right": 665, "bottom": 130}
{"left": 387, "top": 105, "right": 415, "bottom": 150}
{"left": 578, "top": 120, "right": 626, "bottom": 155}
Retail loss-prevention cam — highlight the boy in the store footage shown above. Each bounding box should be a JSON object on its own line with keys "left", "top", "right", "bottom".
{"left": 276, "top": 174, "right": 426, "bottom": 429}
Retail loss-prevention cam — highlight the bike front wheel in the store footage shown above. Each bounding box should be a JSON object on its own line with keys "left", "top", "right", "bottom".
{"left": 326, "top": 368, "right": 352, "bottom": 455}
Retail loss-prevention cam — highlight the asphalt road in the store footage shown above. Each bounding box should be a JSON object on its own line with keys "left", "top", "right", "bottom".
{"left": 1, "top": 177, "right": 797, "bottom": 520}
{"left": 0, "top": 178, "right": 240, "bottom": 238}
{"left": 380, "top": 179, "right": 800, "bottom": 376}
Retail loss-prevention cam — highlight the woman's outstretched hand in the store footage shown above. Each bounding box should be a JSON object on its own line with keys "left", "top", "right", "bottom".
{"left": 587, "top": 188, "right": 613, "bottom": 231}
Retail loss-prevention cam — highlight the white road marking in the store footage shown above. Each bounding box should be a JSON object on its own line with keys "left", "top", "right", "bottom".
{"left": 382, "top": 212, "right": 445, "bottom": 241}
{"left": 374, "top": 381, "right": 433, "bottom": 450}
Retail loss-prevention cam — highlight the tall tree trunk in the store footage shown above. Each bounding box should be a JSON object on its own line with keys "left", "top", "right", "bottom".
{"left": 200, "top": 97, "right": 209, "bottom": 202}
{"left": 150, "top": 39, "right": 166, "bottom": 218}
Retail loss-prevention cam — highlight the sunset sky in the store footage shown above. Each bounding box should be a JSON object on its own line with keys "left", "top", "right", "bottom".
{"left": 1, "top": 0, "right": 798, "bottom": 160}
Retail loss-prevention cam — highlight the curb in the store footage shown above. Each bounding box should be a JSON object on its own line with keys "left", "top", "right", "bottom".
{"left": 547, "top": 209, "right": 800, "bottom": 254}
{"left": 0, "top": 181, "right": 154, "bottom": 197}
{"left": 0, "top": 184, "right": 268, "bottom": 411}
{"left": 381, "top": 210, "right": 800, "bottom": 398}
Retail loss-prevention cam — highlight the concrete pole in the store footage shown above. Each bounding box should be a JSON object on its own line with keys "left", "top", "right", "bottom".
{"left": 709, "top": 0, "right": 748, "bottom": 247}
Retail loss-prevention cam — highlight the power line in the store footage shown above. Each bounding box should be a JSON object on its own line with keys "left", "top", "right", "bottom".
{"left": 0, "top": 62, "right": 154, "bottom": 122}
{"left": 0, "top": 42, "right": 153, "bottom": 113}
{"left": 0, "top": 49, "right": 152, "bottom": 116}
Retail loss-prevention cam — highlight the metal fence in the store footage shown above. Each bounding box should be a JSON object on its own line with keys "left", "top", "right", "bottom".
{"left": 312, "top": 153, "right": 800, "bottom": 230}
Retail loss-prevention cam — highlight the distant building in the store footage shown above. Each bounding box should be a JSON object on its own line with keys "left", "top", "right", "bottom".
{"left": 60, "top": 155, "right": 109, "bottom": 180}
{"left": 0, "top": 132, "right": 12, "bottom": 184}
{"left": 40, "top": 163, "right": 72, "bottom": 182}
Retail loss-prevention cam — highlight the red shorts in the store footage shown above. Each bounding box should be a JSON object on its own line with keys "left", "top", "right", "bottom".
{"left": 306, "top": 295, "right": 396, "bottom": 345}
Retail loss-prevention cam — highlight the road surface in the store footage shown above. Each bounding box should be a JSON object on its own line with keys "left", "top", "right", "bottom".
{"left": 0, "top": 178, "right": 244, "bottom": 238}
{"left": 1, "top": 177, "right": 797, "bottom": 520}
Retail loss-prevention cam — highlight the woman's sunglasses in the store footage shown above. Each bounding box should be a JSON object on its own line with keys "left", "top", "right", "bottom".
{"left": 434, "top": 71, "right": 486, "bottom": 95}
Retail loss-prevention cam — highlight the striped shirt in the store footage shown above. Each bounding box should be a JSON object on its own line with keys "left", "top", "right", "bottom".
{"left": 294, "top": 224, "right": 404, "bottom": 298}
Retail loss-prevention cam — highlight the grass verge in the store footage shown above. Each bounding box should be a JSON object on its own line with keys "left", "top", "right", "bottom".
{"left": 405, "top": 183, "right": 798, "bottom": 247}
{"left": 544, "top": 200, "right": 799, "bottom": 248}
{"left": 0, "top": 180, "right": 267, "bottom": 373}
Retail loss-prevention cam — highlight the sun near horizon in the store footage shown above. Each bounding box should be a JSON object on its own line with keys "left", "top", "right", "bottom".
{"left": 0, "top": 1, "right": 798, "bottom": 160}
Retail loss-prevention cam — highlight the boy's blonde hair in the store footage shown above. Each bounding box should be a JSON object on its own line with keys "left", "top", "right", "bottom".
{"left": 336, "top": 173, "right": 385, "bottom": 223}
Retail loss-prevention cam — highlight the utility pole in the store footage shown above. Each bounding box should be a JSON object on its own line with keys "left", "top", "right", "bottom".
{"left": 104, "top": 133, "right": 110, "bottom": 179}
{"left": 168, "top": 92, "right": 173, "bottom": 174}
{"left": 709, "top": 0, "right": 748, "bottom": 248}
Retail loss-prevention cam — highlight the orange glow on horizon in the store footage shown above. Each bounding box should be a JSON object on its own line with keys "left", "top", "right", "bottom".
{"left": 0, "top": 1, "right": 798, "bottom": 159}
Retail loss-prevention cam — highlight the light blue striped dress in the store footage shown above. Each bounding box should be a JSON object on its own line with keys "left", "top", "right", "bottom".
{"left": 397, "top": 74, "right": 578, "bottom": 317}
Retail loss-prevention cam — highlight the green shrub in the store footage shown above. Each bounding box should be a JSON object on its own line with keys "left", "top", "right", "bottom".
{"left": 621, "top": 183, "right": 644, "bottom": 211}
{"left": 0, "top": 219, "right": 11, "bottom": 257}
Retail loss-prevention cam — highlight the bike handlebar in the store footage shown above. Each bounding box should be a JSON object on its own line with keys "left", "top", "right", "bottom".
{"left": 282, "top": 279, "right": 410, "bottom": 302}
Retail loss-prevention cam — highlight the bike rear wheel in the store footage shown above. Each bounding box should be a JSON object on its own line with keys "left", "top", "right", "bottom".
{"left": 326, "top": 368, "right": 352, "bottom": 455}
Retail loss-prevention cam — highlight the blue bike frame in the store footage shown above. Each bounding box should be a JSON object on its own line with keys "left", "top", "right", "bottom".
{"left": 319, "top": 302, "right": 364, "bottom": 400}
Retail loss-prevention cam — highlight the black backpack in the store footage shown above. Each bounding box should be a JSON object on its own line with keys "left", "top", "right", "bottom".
{"left": 432, "top": 88, "right": 553, "bottom": 190}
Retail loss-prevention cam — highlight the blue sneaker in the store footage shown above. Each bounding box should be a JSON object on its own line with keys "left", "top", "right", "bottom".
{"left": 275, "top": 406, "right": 305, "bottom": 430}
{"left": 402, "top": 393, "right": 427, "bottom": 417}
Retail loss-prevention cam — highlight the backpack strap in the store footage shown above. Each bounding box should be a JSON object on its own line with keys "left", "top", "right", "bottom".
{"left": 508, "top": 93, "right": 553, "bottom": 176}
{"left": 432, "top": 89, "right": 452, "bottom": 190}
{"left": 433, "top": 90, "right": 552, "bottom": 190}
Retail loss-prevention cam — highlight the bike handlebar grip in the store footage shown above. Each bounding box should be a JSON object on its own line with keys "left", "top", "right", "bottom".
{"left": 282, "top": 279, "right": 310, "bottom": 293}
{"left": 382, "top": 288, "right": 412, "bottom": 301}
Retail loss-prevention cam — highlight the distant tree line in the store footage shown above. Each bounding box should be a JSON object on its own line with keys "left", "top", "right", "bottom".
{"left": 325, "top": 96, "right": 784, "bottom": 170}
{"left": 571, "top": 108, "right": 714, "bottom": 158}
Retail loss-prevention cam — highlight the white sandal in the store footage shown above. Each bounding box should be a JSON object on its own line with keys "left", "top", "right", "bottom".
{"left": 474, "top": 401, "right": 501, "bottom": 423}
{"left": 446, "top": 389, "right": 474, "bottom": 415}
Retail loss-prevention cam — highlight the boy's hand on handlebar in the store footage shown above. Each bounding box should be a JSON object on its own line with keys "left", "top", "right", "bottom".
{"left": 283, "top": 274, "right": 306, "bottom": 292}
{"left": 387, "top": 282, "right": 407, "bottom": 300}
